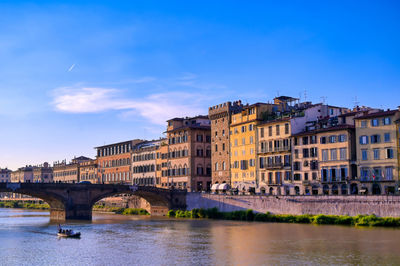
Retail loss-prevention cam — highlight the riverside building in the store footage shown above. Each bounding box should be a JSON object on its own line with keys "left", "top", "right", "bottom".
{"left": 230, "top": 102, "right": 277, "bottom": 193}
{"left": 257, "top": 117, "right": 292, "bottom": 195}
{"left": 165, "top": 115, "right": 212, "bottom": 191}
{"left": 32, "top": 162, "right": 53, "bottom": 183}
{"left": 0, "top": 168, "right": 11, "bottom": 183}
{"left": 10, "top": 166, "right": 33, "bottom": 183}
{"left": 355, "top": 109, "right": 400, "bottom": 195}
{"left": 131, "top": 139, "right": 164, "bottom": 186}
{"left": 78, "top": 159, "right": 99, "bottom": 184}
{"left": 208, "top": 101, "right": 243, "bottom": 192}
{"left": 96, "top": 139, "right": 144, "bottom": 184}
{"left": 53, "top": 156, "right": 91, "bottom": 183}
{"left": 156, "top": 139, "right": 169, "bottom": 188}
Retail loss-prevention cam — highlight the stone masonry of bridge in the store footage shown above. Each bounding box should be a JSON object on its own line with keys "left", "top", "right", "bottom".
{"left": 0, "top": 183, "right": 186, "bottom": 220}
{"left": 186, "top": 193, "right": 400, "bottom": 217}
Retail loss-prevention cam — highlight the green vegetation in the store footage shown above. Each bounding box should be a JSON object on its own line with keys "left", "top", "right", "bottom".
{"left": 167, "top": 208, "right": 400, "bottom": 227}
{"left": 0, "top": 201, "right": 49, "bottom": 210}
{"left": 92, "top": 204, "right": 149, "bottom": 216}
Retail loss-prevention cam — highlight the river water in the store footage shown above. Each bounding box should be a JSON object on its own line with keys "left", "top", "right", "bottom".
{"left": 1, "top": 208, "right": 400, "bottom": 265}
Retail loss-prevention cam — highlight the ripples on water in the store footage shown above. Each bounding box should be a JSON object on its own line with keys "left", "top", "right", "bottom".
{"left": 1, "top": 208, "right": 400, "bottom": 266}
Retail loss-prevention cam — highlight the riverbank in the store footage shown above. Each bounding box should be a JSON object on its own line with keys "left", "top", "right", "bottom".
{"left": 168, "top": 208, "right": 400, "bottom": 227}
{"left": 0, "top": 201, "right": 49, "bottom": 209}
{"left": 92, "top": 205, "right": 149, "bottom": 216}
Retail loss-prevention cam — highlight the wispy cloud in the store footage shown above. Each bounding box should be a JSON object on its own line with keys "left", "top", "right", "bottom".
{"left": 52, "top": 87, "right": 208, "bottom": 125}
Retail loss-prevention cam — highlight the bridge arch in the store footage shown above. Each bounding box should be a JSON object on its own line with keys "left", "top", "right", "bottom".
{"left": 0, "top": 183, "right": 186, "bottom": 221}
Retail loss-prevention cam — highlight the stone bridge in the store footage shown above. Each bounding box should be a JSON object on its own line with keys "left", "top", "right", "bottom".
{"left": 0, "top": 183, "right": 186, "bottom": 220}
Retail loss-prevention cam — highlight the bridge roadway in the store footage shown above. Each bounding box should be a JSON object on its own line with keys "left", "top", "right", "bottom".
{"left": 0, "top": 183, "right": 187, "bottom": 220}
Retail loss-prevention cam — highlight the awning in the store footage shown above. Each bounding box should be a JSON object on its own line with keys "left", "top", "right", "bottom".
{"left": 360, "top": 189, "right": 367, "bottom": 193}
{"left": 218, "top": 183, "right": 230, "bottom": 190}
{"left": 211, "top": 184, "right": 219, "bottom": 191}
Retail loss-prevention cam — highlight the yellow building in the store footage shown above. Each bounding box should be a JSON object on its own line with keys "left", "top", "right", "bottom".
{"left": 257, "top": 118, "right": 292, "bottom": 195}
{"left": 355, "top": 109, "right": 400, "bottom": 195}
{"left": 230, "top": 103, "right": 276, "bottom": 193}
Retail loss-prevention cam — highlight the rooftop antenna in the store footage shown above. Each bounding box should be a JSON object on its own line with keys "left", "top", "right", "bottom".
{"left": 320, "top": 96, "right": 327, "bottom": 104}
{"left": 353, "top": 96, "right": 360, "bottom": 107}
{"left": 304, "top": 89, "right": 307, "bottom": 102}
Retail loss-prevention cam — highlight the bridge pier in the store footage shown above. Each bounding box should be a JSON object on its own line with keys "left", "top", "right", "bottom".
{"left": 50, "top": 204, "right": 93, "bottom": 221}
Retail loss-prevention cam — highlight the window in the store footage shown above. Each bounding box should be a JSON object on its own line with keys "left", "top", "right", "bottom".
{"left": 222, "top": 130, "right": 225, "bottom": 136}
{"left": 371, "top": 119, "right": 379, "bottom": 127}
{"left": 303, "top": 148, "right": 309, "bottom": 158}
{"left": 302, "top": 136, "right": 308, "bottom": 145}
{"left": 329, "top": 135, "right": 337, "bottom": 143}
{"left": 322, "top": 149, "right": 328, "bottom": 161}
{"left": 234, "top": 139, "right": 238, "bottom": 146}
{"left": 294, "top": 173, "right": 301, "bottom": 181}
{"left": 383, "top": 117, "right": 391, "bottom": 125}
{"left": 249, "top": 124, "right": 254, "bottom": 131}
{"left": 285, "top": 171, "right": 291, "bottom": 181}
{"left": 249, "top": 159, "right": 255, "bottom": 167}
{"left": 310, "top": 147, "right": 318, "bottom": 157}
{"left": 310, "top": 135, "right": 317, "bottom": 144}
{"left": 370, "top": 134, "right": 380, "bottom": 144}
{"left": 384, "top": 133, "right": 391, "bottom": 142}
{"left": 222, "top": 162, "right": 226, "bottom": 170}
{"left": 276, "top": 125, "right": 280, "bottom": 135}
{"left": 294, "top": 149, "right": 299, "bottom": 159}
{"left": 359, "top": 135, "right": 368, "bottom": 145}
{"left": 330, "top": 149, "right": 337, "bottom": 161}
{"left": 320, "top": 137, "right": 327, "bottom": 144}
{"left": 241, "top": 126, "right": 246, "bottom": 133}
{"left": 310, "top": 160, "right": 318, "bottom": 170}
{"left": 196, "top": 134, "right": 203, "bottom": 142}
{"left": 285, "top": 123, "right": 289, "bottom": 134}
{"left": 260, "top": 128, "right": 264, "bottom": 138}
{"left": 387, "top": 148, "right": 394, "bottom": 159}
{"left": 268, "top": 126, "right": 272, "bottom": 136}
{"left": 222, "top": 143, "right": 225, "bottom": 151}
{"left": 240, "top": 160, "right": 248, "bottom": 170}
{"left": 293, "top": 162, "right": 301, "bottom": 171}
{"left": 215, "top": 163, "right": 218, "bottom": 171}
{"left": 386, "top": 167, "right": 393, "bottom": 180}
{"left": 338, "top": 134, "right": 346, "bottom": 142}
{"left": 340, "top": 148, "right": 347, "bottom": 160}
{"left": 215, "top": 131, "right": 218, "bottom": 137}
{"left": 321, "top": 168, "right": 328, "bottom": 182}
{"left": 361, "top": 121, "right": 367, "bottom": 128}
{"left": 215, "top": 144, "right": 218, "bottom": 152}
{"left": 250, "top": 136, "right": 254, "bottom": 144}
{"left": 242, "top": 138, "right": 245, "bottom": 145}
{"left": 362, "top": 149, "right": 368, "bottom": 160}
{"left": 373, "top": 149, "right": 380, "bottom": 160}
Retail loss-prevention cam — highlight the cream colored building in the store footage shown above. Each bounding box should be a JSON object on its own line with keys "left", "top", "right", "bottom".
{"left": 257, "top": 118, "right": 291, "bottom": 195}
{"left": 355, "top": 109, "right": 400, "bottom": 195}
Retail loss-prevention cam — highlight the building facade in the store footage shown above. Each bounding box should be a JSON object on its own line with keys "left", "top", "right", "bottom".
{"left": 53, "top": 156, "right": 91, "bottom": 183}
{"left": 32, "top": 162, "right": 53, "bottom": 183}
{"left": 156, "top": 140, "right": 169, "bottom": 188}
{"left": 208, "top": 101, "right": 243, "bottom": 190}
{"left": 10, "top": 166, "right": 33, "bottom": 183}
{"left": 230, "top": 103, "right": 277, "bottom": 192}
{"left": 0, "top": 168, "right": 11, "bottom": 183}
{"left": 166, "top": 116, "right": 211, "bottom": 191}
{"left": 96, "top": 139, "right": 144, "bottom": 184}
{"left": 257, "top": 118, "right": 292, "bottom": 195}
{"left": 79, "top": 159, "right": 99, "bottom": 184}
{"left": 355, "top": 109, "right": 400, "bottom": 195}
{"left": 131, "top": 140, "right": 164, "bottom": 186}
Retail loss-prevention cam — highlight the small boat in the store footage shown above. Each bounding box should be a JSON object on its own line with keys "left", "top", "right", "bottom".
{"left": 57, "top": 230, "right": 81, "bottom": 238}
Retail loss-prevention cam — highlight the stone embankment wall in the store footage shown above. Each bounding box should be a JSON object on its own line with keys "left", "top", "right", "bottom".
{"left": 186, "top": 193, "right": 400, "bottom": 217}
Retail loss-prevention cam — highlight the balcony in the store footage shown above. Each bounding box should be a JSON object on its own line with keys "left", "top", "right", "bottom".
{"left": 258, "top": 146, "right": 291, "bottom": 154}
{"left": 265, "top": 163, "right": 283, "bottom": 169}
{"left": 321, "top": 176, "right": 348, "bottom": 183}
{"left": 359, "top": 177, "right": 394, "bottom": 183}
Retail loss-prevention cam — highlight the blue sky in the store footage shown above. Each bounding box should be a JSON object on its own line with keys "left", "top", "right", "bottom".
{"left": 1, "top": 1, "right": 399, "bottom": 169}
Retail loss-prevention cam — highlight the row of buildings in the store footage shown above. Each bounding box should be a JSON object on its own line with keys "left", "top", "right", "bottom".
{"left": 1, "top": 96, "right": 400, "bottom": 196}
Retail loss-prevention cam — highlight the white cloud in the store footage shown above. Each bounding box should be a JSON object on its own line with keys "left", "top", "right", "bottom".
{"left": 52, "top": 87, "right": 207, "bottom": 125}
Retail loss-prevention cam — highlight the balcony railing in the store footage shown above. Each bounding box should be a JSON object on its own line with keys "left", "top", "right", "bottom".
{"left": 258, "top": 146, "right": 291, "bottom": 153}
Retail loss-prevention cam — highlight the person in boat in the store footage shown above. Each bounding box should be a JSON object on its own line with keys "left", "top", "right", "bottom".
{"left": 58, "top": 224, "right": 62, "bottom": 233}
